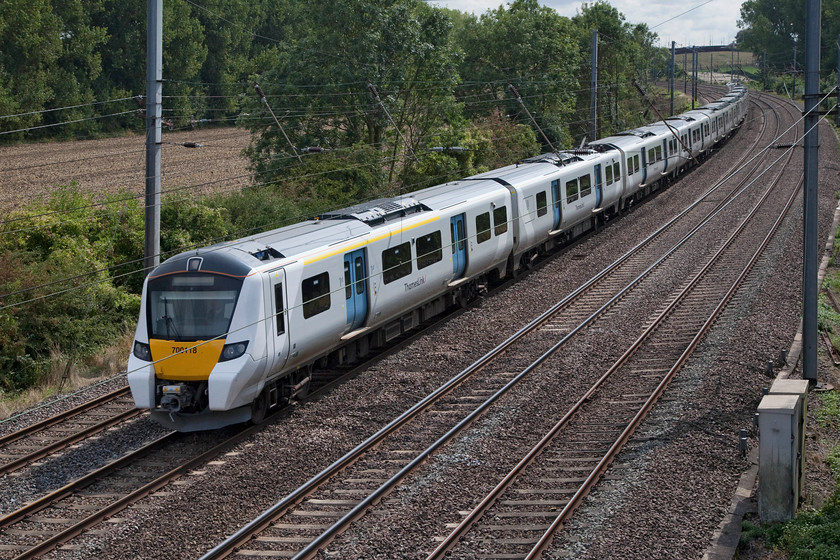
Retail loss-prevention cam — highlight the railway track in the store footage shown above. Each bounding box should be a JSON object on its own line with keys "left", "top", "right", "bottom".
{"left": 0, "top": 387, "right": 140, "bottom": 478}
{"left": 194, "top": 92, "right": 800, "bottom": 559}
{"left": 0, "top": 89, "right": 803, "bottom": 559}
{"left": 0, "top": 300, "right": 471, "bottom": 559}
{"left": 427, "top": 118, "right": 803, "bottom": 558}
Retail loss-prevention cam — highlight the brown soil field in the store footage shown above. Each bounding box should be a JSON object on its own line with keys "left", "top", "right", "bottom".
{"left": 0, "top": 127, "right": 254, "bottom": 213}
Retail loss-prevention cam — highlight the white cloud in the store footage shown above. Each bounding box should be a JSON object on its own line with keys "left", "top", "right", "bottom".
{"left": 430, "top": 0, "right": 742, "bottom": 48}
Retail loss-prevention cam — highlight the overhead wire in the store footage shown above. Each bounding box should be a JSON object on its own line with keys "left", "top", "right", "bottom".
{"left": 114, "top": 94, "right": 833, "bottom": 387}
{"left": 0, "top": 61, "right": 688, "bottom": 310}
{"left": 2, "top": 86, "right": 831, "bottom": 314}
{"left": 0, "top": 96, "right": 141, "bottom": 121}
{"left": 0, "top": 115, "right": 550, "bottom": 307}
{"left": 0, "top": 88, "right": 629, "bottom": 217}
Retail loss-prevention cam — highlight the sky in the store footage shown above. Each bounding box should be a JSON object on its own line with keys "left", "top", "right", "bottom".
{"left": 430, "top": 0, "right": 743, "bottom": 49}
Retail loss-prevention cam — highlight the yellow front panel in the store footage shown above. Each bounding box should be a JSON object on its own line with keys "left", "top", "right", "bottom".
{"left": 150, "top": 339, "right": 225, "bottom": 381}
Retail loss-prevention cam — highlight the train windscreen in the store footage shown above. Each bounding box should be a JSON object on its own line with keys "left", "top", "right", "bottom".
{"left": 147, "top": 273, "right": 243, "bottom": 341}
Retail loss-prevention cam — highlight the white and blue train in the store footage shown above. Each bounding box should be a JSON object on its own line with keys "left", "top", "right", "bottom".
{"left": 128, "top": 84, "right": 748, "bottom": 431}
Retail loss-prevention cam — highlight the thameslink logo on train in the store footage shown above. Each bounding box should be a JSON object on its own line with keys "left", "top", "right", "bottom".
{"left": 404, "top": 276, "right": 427, "bottom": 291}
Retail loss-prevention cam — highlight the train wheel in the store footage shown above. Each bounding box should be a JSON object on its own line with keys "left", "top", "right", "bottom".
{"left": 250, "top": 388, "right": 269, "bottom": 425}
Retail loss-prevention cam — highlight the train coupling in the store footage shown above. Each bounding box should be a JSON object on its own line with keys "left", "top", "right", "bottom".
{"left": 158, "top": 382, "right": 205, "bottom": 413}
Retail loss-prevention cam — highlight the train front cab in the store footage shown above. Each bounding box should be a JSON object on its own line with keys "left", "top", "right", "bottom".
{"left": 127, "top": 252, "right": 269, "bottom": 431}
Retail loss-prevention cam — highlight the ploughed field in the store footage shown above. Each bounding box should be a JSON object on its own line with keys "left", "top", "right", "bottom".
{"left": 0, "top": 128, "right": 252, "bottom": 211}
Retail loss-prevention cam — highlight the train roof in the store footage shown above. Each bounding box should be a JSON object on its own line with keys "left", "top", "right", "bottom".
{"left": 638, "top": 121, "right": 680, "bottom": 135}
{"left": 408, "top": 178, "right": 509, "bottom": 209}
{"left": 468, "top": 150, "right": 616, "bottom": 186}
{"left": 221, "top": 217, "right": 376, "bottom": 264}
{"left": 700, "top": 101, "right": 730, "bottom": 111}
{"left": 176, "top": 181, "right": 506, "bottom": 269}
{"left": 589, "top": 133, "right": 651, "bottom": 150}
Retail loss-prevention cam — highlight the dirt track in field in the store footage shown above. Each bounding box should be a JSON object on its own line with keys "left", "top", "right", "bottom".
{"left": 0, "top": 127, "right": 253, "bottom": 213}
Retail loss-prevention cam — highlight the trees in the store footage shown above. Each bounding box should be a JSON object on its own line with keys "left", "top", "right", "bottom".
{"left": 243, "top": 0, "right": 461, "bottom": 197}
{"left": 737, "top": 0, "right": 840, "bottom": 78}
{"left": 571, "top": 1, "right": 661, "bottom": 141}
{"left": 455, "top": 0, "right": 580, "bottom": 149}
{"left": 0, "top": 0, "right": 67, "bottom": 140}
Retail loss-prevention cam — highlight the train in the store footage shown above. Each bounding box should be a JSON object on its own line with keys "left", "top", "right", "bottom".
{"left": 127, "top": 83, "right": 748, "bottom": 431}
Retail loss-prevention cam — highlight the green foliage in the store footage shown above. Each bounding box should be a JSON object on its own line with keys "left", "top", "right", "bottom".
{"left": 737, "top": 0, "right": 840, "bottom": 79}
{"left": 208, "top": 187, "right": 298, "bottom": 237}
{"left": 740, "top": 493, "right": 840, "bottom": 559}
{"left": 828, "top": 445, "right": 840, "bottom": 482}
{"left": 455, "top": 0, "right": 580, "bottom": 148}
{"left": 776, "top": 491, "right": 840, "bottom": 559}
{"left": 244, "top": 0, "right": 462, "bottom": 192}
{"left": 817, "top": 295, "right": 840, "bottom": 334}
{"left": 571, "top": 1, "right": 662, "bottom": 140}
{"left": 0, "top": 187, "right": 143, "bottom": 392}
{"left": 816, "top": 391, "right": 840, "bottom": 429}
{"left": 160, "top": 197, "right": 230, "bottom": 254}
{"left": 739, "top": 518, "right": 785, "bottom": 549}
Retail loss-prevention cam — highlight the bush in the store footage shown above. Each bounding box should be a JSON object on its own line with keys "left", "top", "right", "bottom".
{"left": 160, "top": 196, "right": 231, "bottom": 255}
{"left": 776, "top": 490, "right": 840, "bottom": 560}
{"left": 0, "top": 186, "right": 142, "bottom": 393}
{"left": 0, "top": 236, "right": 139, "bottom": 393}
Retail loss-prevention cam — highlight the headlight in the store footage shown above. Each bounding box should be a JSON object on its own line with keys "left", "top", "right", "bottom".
{"left": 133, "top": 341, "right": 152, "bottom": 361}
{"left": 219, "top": 341, "right": 248, "bottom": 362}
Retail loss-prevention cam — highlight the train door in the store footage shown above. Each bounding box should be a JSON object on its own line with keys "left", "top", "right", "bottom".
{"left": 593, "top": 165, "right": 603, "bottom": 208}
{"left": 343, "top": 249, "right": 368, "bottom": 332}
{"left": 450, "top": 213, "right": 467, "bottom": 278}
{"left": 640, "top": 148, "right": 648, "bottom": 185}
{"left": 551, "top": 179, "right": 562, "bottom": 230}
{"left": 265, "top": 269, "right": 290, "bottom": 372}
{"left": 662, "top": 139, "right": 669, "bottom": 172}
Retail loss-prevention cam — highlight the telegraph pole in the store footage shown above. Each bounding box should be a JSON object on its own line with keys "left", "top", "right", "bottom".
{"left": 589, "top": 29, "right": 598, "bottom": 143}
{"left": 802, "top": 0, "right": 821, "bottom": 385}
{"left": 670, "top": 41, "right": 675, "bottom": 116}
{"left": 145, "top": 0, "right": 162, "bottom": 272}
{"left": 763, "top": 50, "right": 767, "bottom": 91}
{"left": 731, "top": 46, "right": 734, "bottom": 81}
{"left": 692, "top": 47, "right": 697, "bottom": 109}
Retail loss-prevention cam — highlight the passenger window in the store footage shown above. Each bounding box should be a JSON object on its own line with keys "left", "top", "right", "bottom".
{"left": 566, "top": 179, "right": 579, "bottom": 203}
{"left": 626, "top": 157, "right": 633, "bottom": 175}
{"left": 605, "top": 165, "right": 613, "bottom": 185}
{"left": 613, "top": 162, "right": 620, "bottom": 183}
{"left": 475, "top": 212, "right": 491, "bottom": 243}
{"left": 344, "top": 261, "right": 352, "bottom": 299}
{"left": 648, "top": 148, "right": 655, "bottom": 164}
{"left": 417, "top": 231, "right": 443, "bottom": 269}
{"left": 655, "top": 146, "right": 662, "bottom": 161}
{"left": 536, "top": 191, "right": 548, "bottom": 217}
{"left": 579, "top": 175, "right": 591, "bottom": 198}
{"left": 354, "top": 256, "right": 365, "bottom": 295}
{"left": 493, "top": 206, "right": 508, "bottom": 236}
{"left": 274, "top": 283, "right": 285, "bottom": 334}
{"left": 302, "top": 272, "right": 330, "bottom": 319}
{"left": 382, "top": 242, "right": 412, "bottom": 284}
{"left": 633, "top": 155, "right": 640, "bottom": 173}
